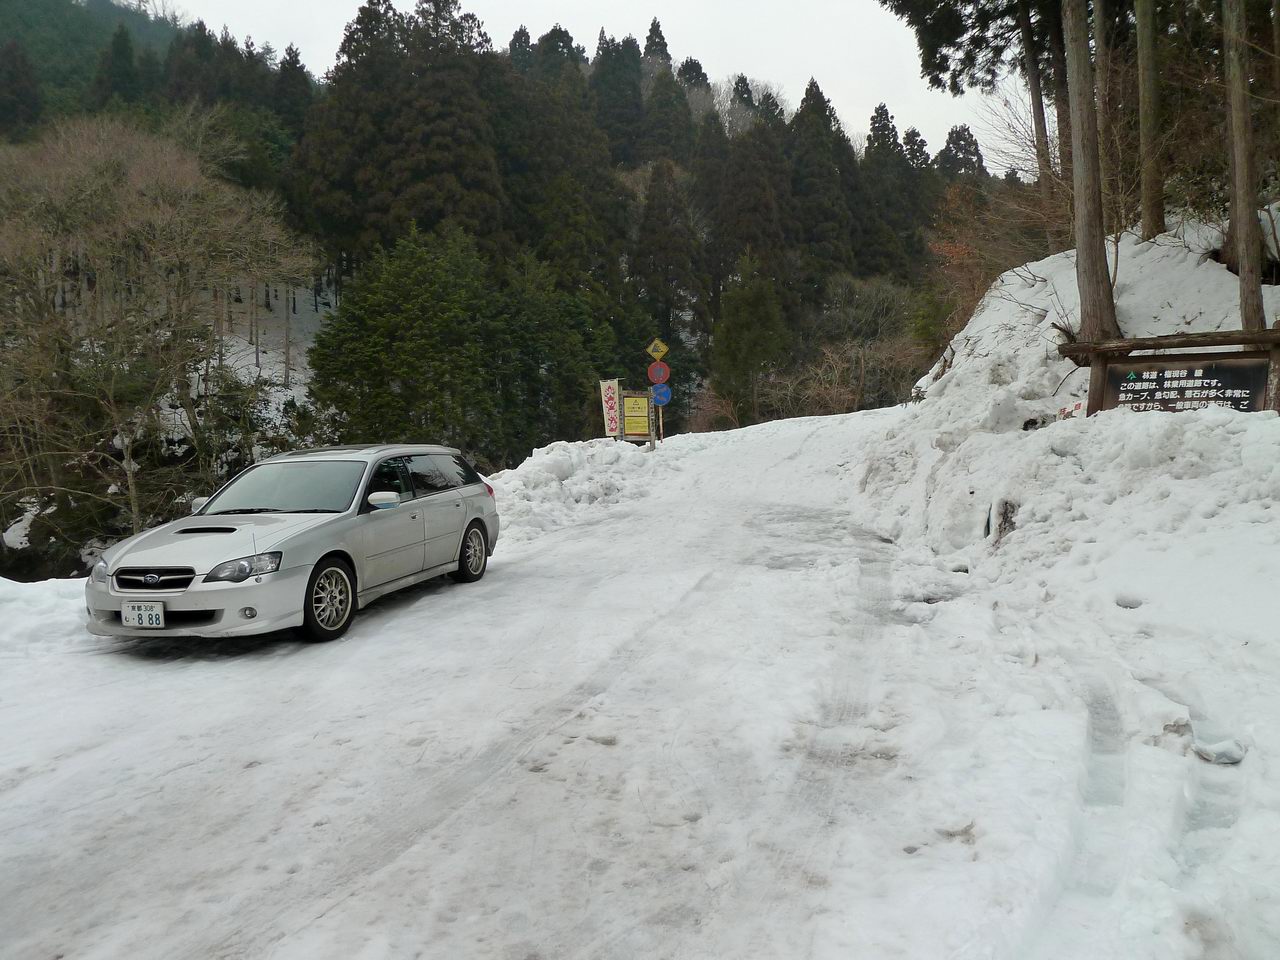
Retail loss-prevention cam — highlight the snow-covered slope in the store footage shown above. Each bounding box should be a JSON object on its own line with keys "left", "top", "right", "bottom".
{"left": 2, "top": 224, "right": 1278, "bottom": 959}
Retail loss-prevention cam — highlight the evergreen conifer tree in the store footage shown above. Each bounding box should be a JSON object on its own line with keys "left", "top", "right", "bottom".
{"left": 676, "top": 57, "right": 710, "bottom": 89}
{"left": 633, "top": 159, "right": 707, "bottom": 339}
{"left": 508, "top": 25, "right": 533, "bottom": 73}
{"left": 902, "top": 127, "right": 931, "bottom": 169}
{"left": 91, "top": 24, "right": 140, "bottom": 107}
{"left": 934, "top": 124, "right": 987, "bottom": 178}
{"left": 638, "top": 68, "right": 694, "bottom": 164}
{"left": 291, "top": 0, "right": 410, "bottom": 254}
{"left": 788, "top": 79, "right": 855, "bottom": 297}
{"left": 531, "top": 25, "right": 586, "bottom": 84}
{"left": 692, "top": 112, "right": 732, "bottom": 319}
{"left": 589, "top": 33, "right": 643, "bottom": 164}
{"left": 863, "top": 104, "right": 923, "bottom": 273}
{"left": 721, "top": 124, "right": 788, "bottom": 268}
{"left": 712, "top": 255, "right": 788, "bottom": 424}
{"left": 387, "top": 5, "right": 504, "bottom": 238}
{"left": 643, "top": 18, "right": 671, "bottom": 64}
{"left": 865, "top": 103, "right": 906, "bottom": 164}
{"left": 757, "top": 91, "right": 787, "bottom": 130}
{"left": 275, "top": 44, "right": 312, "bottom": 137}
{"left": 308, "top": 225, "right": 499, "bottom": 455}
{"left": 732, "top": 74, "right": 755, "bottom": 110}
{"left": 163, "top": 20, "right": 217, "bottom": 103}
{"left": 0, "top": 41, "right": 42, "bottom": 140}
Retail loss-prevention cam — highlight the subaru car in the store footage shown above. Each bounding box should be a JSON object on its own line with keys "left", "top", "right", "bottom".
{"left": 85, "top": 445, "right": 499, "bottom": 642}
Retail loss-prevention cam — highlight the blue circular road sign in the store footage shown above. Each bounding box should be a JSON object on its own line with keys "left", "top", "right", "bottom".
{"left": 651, "top": 383, "right": 672, "bottom": 406}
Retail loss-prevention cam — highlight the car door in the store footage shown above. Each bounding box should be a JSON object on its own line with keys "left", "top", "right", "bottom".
{"left": 359, "top": 457, "right": 427, "bottom": 588}
{"left": 406, "top": 454, "right": 465, "bottom": 569}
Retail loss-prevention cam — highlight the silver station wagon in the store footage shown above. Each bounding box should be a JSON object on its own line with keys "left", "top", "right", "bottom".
{"left": 85, "top": 445, "right": 500, "bottom": 642}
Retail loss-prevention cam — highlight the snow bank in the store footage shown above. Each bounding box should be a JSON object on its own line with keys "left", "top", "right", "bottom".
{"left": 856, "top": 224, "right": 1280, "bottom": 557}
{"left": 490, "top": 438, "right": 656, "bottom": 544}
{"left": 834, "top": 223, "right": 1280, "bottom": 956}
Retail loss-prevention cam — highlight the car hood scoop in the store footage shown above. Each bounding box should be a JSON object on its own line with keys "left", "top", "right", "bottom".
{"left": 175, "top": 527, "right": 238, "bottom": 535}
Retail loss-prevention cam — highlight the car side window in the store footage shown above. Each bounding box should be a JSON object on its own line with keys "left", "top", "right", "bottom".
{"left": 407, "top": 455, "right": 453, "bottom": 497}
{"left": 429, "top": 453, "right": 475, "bottom": 488}
{"left": 450, "top": 455, "right": 483, "bottom": 486}
{"left": 364, "top": 457, "right": 410, "bottom": 508}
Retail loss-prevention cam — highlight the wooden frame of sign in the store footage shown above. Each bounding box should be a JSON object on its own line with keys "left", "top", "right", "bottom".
{"left": 1058, "top": 328, "right": 1280, "bottom": 416}
{"left": 620, "top": 390, "right": 657, "bottom": 450}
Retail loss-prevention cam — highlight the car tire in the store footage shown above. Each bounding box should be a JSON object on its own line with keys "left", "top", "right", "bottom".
{"left": 301, "top": 557, "right": 357, "bottom": 642}
{"left": 450, "top": 523, "right": 488, "bottom": 583}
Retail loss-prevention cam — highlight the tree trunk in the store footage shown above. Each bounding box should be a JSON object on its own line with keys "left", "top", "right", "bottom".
{"left": 1018, "top": 0, "right": 1056, "bottom": 245}
{"left": 1094, "top": 0, "right": 1116, "bottom": 233}
{"left": 1273, "top": 0, "right": 1280, "bottom": 102}
{"left": 1136, "top": 0, "right": 1165, "bottom": 240}
{"left": 284, "top": 284, "right": 292, "bottom": 388}
{"left": 1225, "top": 0, "right": 1266, "bottom": 331}
{"left": 1045, "top": 0, "right": 1073, "bottom": 182}
{"left": 1063, "top": 0, "right": 1121, "bottom": 341}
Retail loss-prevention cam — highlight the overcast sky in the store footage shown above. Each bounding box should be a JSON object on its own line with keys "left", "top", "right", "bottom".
{"left": 175, "top": 0, "right": 993, "bottom": 157}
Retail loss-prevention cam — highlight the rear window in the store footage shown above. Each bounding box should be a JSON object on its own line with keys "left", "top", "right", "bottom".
{"left": 407, "top": 455, "right": 453, "bottom": 496}
{"left": 430, "top": 454, "right": 482, "bottom": 488}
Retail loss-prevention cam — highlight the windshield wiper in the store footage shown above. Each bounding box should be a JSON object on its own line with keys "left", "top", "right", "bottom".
{"left": 209, "top": 508, "right": 284, "bottom": 515}
{"left": 287, "top": 509, "right": 341, "bottom": 514}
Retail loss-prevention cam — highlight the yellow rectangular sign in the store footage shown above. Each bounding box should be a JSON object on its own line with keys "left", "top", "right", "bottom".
{"left": 623, "top": 395, "right": 650, "bottom": 438}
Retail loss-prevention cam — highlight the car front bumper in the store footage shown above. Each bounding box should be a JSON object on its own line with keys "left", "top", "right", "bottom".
{"left": 84, "top": 565, "right": 311, "bottom": 639}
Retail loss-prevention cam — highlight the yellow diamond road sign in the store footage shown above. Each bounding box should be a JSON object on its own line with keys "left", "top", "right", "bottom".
{"left": 646, "top": 337, "right": 669, "bottom": 361}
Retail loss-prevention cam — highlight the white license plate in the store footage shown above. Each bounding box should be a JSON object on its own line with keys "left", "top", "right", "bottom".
{"left": 122, "top": 602, "right": 165, "bottom": 629}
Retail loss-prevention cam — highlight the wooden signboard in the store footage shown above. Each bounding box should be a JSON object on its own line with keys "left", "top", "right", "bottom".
{"left": 1057, "top": 329, "right": 1280, "bottom": 415}
{"left": 621, "top": 391, "right": 656, "bottom": 449}
{"left": 1101, "top": 352, "right": 1270, "bottom": 413}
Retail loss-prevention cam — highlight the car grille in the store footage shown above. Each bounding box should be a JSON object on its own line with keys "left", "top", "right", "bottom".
{"left": 114, "top": 567, "right": 197, "bottom": 591}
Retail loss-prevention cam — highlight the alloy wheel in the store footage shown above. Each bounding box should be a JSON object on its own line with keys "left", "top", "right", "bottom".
{"left": 312, "top": 567, "right": 352, "bottom": 629}
{"left": 465, "top": 528, "right": 486, "bottom": 576}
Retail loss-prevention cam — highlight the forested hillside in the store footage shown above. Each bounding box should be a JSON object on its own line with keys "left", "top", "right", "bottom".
{"left": 1, "top": 0, "right": 1009, "bottom": 579}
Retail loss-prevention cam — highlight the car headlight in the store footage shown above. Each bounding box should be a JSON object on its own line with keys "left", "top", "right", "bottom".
{"left": 204, "top": 552, "right": 282, "bottom": 583}
{"left": 92, "top": 560, "right": 109, "bottom": 583}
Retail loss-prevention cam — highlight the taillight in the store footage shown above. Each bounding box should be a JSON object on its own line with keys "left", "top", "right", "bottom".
{"left": 483, "top": 480, "right": 494, "bottom": 498}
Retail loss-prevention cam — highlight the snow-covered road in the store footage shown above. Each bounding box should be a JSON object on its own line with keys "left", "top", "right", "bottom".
{"left": 3, "top": 409, "right": 1278, "bottom": 959}
{"left": 2, "top": 416, "right": 915, "bottom": 959}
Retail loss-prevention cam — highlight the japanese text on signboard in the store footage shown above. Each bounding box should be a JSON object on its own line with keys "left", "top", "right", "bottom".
{"left": 1103, "top": 355, "right": 1268, "bottom": 413}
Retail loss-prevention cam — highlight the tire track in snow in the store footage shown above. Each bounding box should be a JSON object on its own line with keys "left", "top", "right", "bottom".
{"left": 206, "top": 566, "right": 733, "bottom": 960}
{"left": 560, "top": 517, "right": 904, "bottom": 960}
{"left": 1023, "top": 673, "right": 1131, "bottom": 958}
{"left": 732, "top": 526, "right": 903, "bottom": 959}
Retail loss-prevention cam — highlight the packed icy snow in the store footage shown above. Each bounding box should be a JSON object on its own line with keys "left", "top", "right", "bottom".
{"left": 2, "top": 224, "right": 1279, "bottom": 958}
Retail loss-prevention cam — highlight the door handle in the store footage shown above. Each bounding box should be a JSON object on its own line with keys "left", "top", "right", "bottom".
{"left": 453, "top": 502, "right": 462, "bottom": 508}
{"left": 410, "top": 513, "right": 420, "bottom": 520}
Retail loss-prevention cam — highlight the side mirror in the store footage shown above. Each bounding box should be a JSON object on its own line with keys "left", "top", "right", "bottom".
{"left": 191, "top": 496, "right": 209, "bottom": 514}
{"left": 367, "top": 491, "right": 401, "bottom": 510}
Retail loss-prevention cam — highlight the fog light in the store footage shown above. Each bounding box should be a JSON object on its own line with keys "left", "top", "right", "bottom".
{"left": 240, "top": 607, "right": 258, "bottom": 620}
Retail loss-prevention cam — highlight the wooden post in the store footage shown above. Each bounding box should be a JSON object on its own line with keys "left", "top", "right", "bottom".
{"left": 1087, "top": 354, "right": 1108, "bottom": 416}
{"left": 1268, "top": 346, "right": 1280, "bottom": 413}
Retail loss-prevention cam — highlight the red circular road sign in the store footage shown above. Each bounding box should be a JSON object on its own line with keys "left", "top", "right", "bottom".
{"left": 647, "top": 360, "right": 671, "bottom": 385}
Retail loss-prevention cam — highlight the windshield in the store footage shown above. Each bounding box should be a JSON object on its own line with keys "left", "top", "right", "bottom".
{"left": 202, "top": 460, "right": 368, "bottom": 515}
